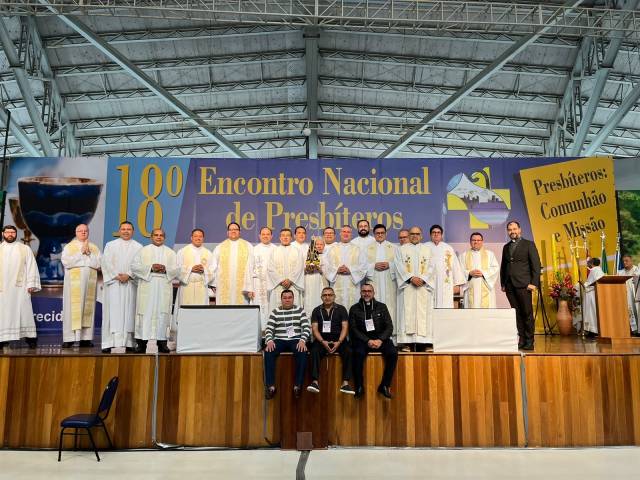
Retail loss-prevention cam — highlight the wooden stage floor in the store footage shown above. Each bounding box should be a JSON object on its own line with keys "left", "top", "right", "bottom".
{"left": 2, "top": 335, "right": 639, "bottom": 450}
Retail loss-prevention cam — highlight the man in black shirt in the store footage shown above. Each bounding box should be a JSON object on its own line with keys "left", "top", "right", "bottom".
{"left": 349, "top": 283, "right": 398, "bottom": 399}
{"left": 307, "top": 287, "right": 354, "bottom": 395}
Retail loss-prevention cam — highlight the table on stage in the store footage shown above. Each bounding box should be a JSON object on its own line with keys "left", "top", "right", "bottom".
{"left": 175, "top": 305, "right": 261, "bottom": 353}
{"left": 432, "top": 308, "right": 518, "bottom": 352}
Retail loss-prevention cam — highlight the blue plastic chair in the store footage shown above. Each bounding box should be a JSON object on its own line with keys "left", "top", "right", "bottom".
{"left": 57, "top": 376, "right": 119, "bottom": 462}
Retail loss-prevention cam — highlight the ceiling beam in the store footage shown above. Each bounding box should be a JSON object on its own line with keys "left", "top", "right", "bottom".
{"left": 304, "top": 26, "right": 319, "bottom": 159}
{"left": 38, "top": 1, "right": 247, "bottom": 158}
{"left": 0, "top": 17, "right": 53, "bottom": 156}
{"left": 377, "top": 0, "right": 585, "bottom": 158}
{"left": 571, "top": 0, "right": 640, "bottom": 156}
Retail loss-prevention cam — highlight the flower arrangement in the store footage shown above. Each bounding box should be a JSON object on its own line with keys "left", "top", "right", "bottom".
{"left": 549, "top": 272, "right": 580, "bottom": 312}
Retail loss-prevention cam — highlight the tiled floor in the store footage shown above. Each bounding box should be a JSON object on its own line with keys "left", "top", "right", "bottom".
{"left": 1, "top": 447, "right": 638, "bottom": 479}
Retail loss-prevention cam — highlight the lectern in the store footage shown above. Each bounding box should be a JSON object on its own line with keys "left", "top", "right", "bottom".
{"left": 595, "top": 275, "right": 634, "bottom": 343}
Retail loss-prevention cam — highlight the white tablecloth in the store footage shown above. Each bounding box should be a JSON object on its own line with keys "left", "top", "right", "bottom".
{"left": 432, "top": 308, "right": 518, "bottom": 353}
{"left": 176, "top": 306, "right": 261, "bottom": 353}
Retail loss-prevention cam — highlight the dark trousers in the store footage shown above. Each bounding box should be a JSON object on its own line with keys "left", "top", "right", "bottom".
{"left": 263, "top": 339, "right": 308, "bottom": 387}
{"left": 309, "top": 340, "right": 352, "bottom": 381}
{"left": 352, "top": 338, "right": 398, "bottom": 389}
{"left": 505, "top": 282, "right": 534, "bottom": 345}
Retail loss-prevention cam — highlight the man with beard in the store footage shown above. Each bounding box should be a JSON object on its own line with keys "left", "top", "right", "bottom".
{"left": 351, "top": 219, "right": 375, "bottom": 250}
{"left": 131, "top": 228, "right": 179, "bottom": 353}
{"left": 101, "top": 221, "right": 143, "bottom": 352}
{"left": 500, "top": 221, "right": 541, "bottom": 350}
{"left": 0, "top": 225, "right": 40, "bottom": 349}
{"left": 61, "top": 224, "right": 101, "bottom": 348}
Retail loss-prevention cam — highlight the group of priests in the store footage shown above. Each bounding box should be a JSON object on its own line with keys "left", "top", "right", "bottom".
{"left": 1, "top": 219, "right": 639, "bottom": 352}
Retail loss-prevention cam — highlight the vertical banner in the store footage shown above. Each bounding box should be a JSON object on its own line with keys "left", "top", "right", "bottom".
{"left": 520, "top": 156, "right": 618, "bottom": 330}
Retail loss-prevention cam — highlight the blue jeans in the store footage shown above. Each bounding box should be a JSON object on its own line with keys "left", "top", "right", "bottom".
{"left": 263, "top": 339, "right": 308, "bottom": 387}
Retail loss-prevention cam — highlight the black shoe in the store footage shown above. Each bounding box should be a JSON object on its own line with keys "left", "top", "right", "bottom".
{"left": 307, "top": 381, "right": 320, "bottom": 394}
{"left": 61, "top": 342, "right": 74, "bottom": 349}
{"left": 157, "top": 341, "right": 170, "bottom": 353}
{"left": 377, "top": 385, "right": 393, "bottom": 399}
{"left": 340, "top": 384, "right": 355, "bottom": 395}
{"left": 520, "top": 343, "right": 534, "bottom": 351}
{"left": 79, "top": 340, "right": 94, "bottom": 348}
{"left": 265, "top": 386, "right": 276, "bottom": 400}
{"left": 354, "top": 386, "right": 364, "bottom": 398}
{"left": 293, "top": 386, "right": 302, "bottom": 399}
{"left": 0, "top": 341, "right": 8, "bottom": 349}
{"left": 26, "top": 338, "right": 37, "bottom": 349}
{"left": 101, "top": 348, "right": 111, "bottom": 354}
{"left": 133, "top": 339, "right": 147, "bottom": 354}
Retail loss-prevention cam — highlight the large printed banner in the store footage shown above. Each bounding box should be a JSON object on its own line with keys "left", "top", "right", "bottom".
{"left": 1, "top": 156, "right": 618, "bottom": 336}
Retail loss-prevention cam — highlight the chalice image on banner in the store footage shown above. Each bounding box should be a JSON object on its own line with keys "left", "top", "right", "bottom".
{"left": 18, "top": 176, "right": 103, "bottom": 286}
{"left": 8, "top": 196, "right": 34, "bottom": 245}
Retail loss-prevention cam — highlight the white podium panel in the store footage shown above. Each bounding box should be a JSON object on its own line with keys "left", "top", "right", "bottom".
{"left": 176, "top": 306, "right": 261, "bottom": 353}
{"left": 432, "top": 308, "right": 518, "bottom": 353}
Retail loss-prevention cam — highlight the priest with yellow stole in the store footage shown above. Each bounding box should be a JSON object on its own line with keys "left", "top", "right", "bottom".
{"left": 61, "top": 223, "right": 101, "bottom": 348}
{"left": 458, "top": 232, "right": 500, "bottom": 308}
{"left": 211, "top": 222, "right": 255, "bottom": 305}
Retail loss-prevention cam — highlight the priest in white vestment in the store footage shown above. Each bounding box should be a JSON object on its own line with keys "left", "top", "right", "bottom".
{"left": 212, "top": 222, "right": 255, "bottom": 305}
{"left": 101, "top": 221, "right": 142, "bottom": 351}
{"left": 365, "top": 224, "right": 397, "bottom": 329}
{"left": 324, "top": 225, "right": 367, "bottom": 309}
{"left": 61, "top": 224, "right": 101, "bottom": 348}
{"left": 267, "top": 228, "right": 305, "bottom": 313}
{"left": 458, "top": 232, "right": 500, "bottom": 308}
{"left": 254, "top": 227, "right": 277, "bottom": 329}
{"left": 0, "top": 225, "right": 40, "bottom": 348}
{"left": 175, "top": 228, "right": 213, "bottom": 310}
{"left": 131, "top": 228, "right": 179, "bottom": 353}
{"left": 351, "top": 219, "right": 375, "bottom": 250}
{"left": 394, "top": 227, "right": 435, "bottom": 346}
{"left": 323, "top": 226, "right": 337, "bottom": 254}
{"left": 292, "top": 226, "right": 310, "bottom": 256}
{"left": 424, "top": 224, "right": 465, "bottom": 308}
{"left": 583, "top": 258, "right": 606, "bottom": 335}
{"left": 303, "top": 237, "right": 328, "bottom": 316}
{"left": 617, "top": 255, "right": 639, "bottom": 334}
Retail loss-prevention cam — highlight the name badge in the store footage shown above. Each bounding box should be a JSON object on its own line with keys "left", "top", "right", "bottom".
{"left": 322, "top": 321, "right": 331, "bottom": 333}
{"left": 286, "top": 325, "right": 296, "bottom": 338}
{"left": 365, "top": 318, "right": 375, "bottom": 332}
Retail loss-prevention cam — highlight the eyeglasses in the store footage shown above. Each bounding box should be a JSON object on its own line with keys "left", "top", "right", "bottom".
{"left": 409, "top": 232, "right": 421, "bottom": 236}
{"left": 321, "top": 293, "right": 335, "bottom": 297}
{"left": 374, "top": 231, "right": 385, "bottom": 235}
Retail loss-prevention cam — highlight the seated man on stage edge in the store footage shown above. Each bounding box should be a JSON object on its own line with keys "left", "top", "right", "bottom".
{"left": 263, "top": 289, "right": 310, "bottom": 400}
{"left": 307, "top": 286, "right": 354, "bottom": 395}
{"left": 349, "top": 283, "right": 398, "bottom": 399}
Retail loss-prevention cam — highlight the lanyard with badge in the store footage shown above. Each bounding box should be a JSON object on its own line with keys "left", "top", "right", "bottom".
{"left": 320, "top": 307, "right": 333, "bottom": 333}
{"left": 364, "top": 302, "right": 375, "bottom": 332}
{"left": 284, "top": 312, "right": 296, "bottom": 338}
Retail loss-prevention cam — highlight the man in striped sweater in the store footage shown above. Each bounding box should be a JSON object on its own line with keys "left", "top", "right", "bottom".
{"left": 263, "top": 289, "right": 311, "bottom": 399}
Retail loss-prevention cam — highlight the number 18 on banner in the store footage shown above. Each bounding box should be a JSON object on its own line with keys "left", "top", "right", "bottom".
{"left": 104, "top": 158, "right": 190, "bottom": 246}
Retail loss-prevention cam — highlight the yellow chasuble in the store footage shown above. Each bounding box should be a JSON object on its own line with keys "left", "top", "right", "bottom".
{"left": 218, "top": 239, "right": 249, "bottom": 304}
{"left": 463, "top": 249, "right": 490, "bottom": 308}
{"left": 66, "top": 241, "right": 100, "bottom": 330}
{"left": 181, "top": 246, "right": 212, "bottom": 305}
